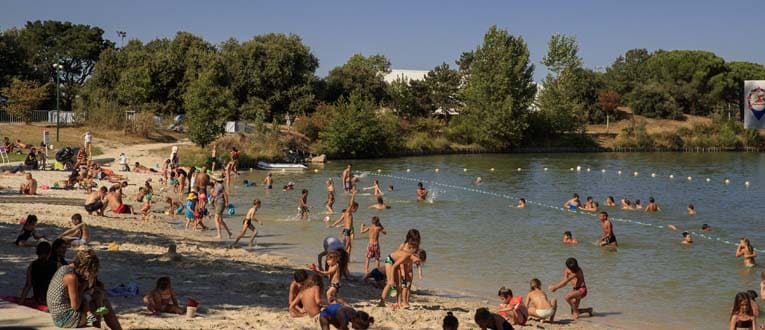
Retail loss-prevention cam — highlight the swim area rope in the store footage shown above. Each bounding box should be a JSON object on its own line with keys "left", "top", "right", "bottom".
{"left": 366, "top": 171, "right": 761, "bottom": 253}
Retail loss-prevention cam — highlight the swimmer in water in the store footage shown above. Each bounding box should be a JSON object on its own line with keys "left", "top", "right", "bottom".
{"left": 563, "top": 231, "right": 578, "bottom": 244}
{"left": 687, "top": 204, "right": 696, "bottom": 215}
{"left": 632, "top": 199, "right": 642, "bottom": 210}
{"left": 681, "top": 232, "right": 693, "bottom": 245}
{"left": 701, "top": 224, "right": 711, "bottom": 232}
{"left": 387, "top": 185, "right": 394, "bottom": 192}
{"left": 605, "top": 196, "right": 616, "bottom": 207}
{"left": 517, "top": 198, "right": 526, "bottom": 208}
{"left": 583, "top": 196, "right": 594, "bottom": 209}
{"left": 416, "top": 182, "right": 428, "bottom": 202}
{"left": 644, "top": 197, "right": 660, "bottom": 212}
{"left": 667, "top": 224, "right": 678, "bottom": 231}
{"left": 363, "top": 180, "right": 383, "bottom": 197}
{"left": 620, "top": 198, "right": 633, "bottom": 210}
{"left": 475, "top": 177, "right": 482, "bottom": 184}
{"left": 598, "top": 212, "right": 617, "bottom": 247}
{"left": 582, "top": 200, "right": 598, "bottom": 212}
{"left": 564, "top": 193, "right": 580, "bottom": 209}
{"left": 736, "top": 238, "right": 757, "bottom": 268}
{"left": 369, "top": 196, "right": 390, "bottom": 210}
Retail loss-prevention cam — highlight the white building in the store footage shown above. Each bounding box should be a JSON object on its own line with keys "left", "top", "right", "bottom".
{"left": 383, "top": 69, "right": 429, "bottom": 84}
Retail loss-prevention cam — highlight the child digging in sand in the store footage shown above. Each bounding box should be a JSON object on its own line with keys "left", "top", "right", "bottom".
{"left": 360, "top": 216, "right": 386, "bottom": 274}
{"left": 15, "top": 215, "right": 47, "bottom": 247}
{"left": 309, "top": 250, "right": 347, "bottom": 304}
{"left": 525, "top": 278, "right": 557, "bottom": 323}
{"left": 290, "top": 273, "right": 326, "bottom": 318}
{"left": 143, "top": 277, "right": 184, "bottom": 315}
{"left": 549, "top": 257, "right": 592, "bottom": 319}
{"left": 497, "top": 287, "right": 527, "bottom": 326}
{"left": 231, "top": 199, "right": 262, "bottom": 247}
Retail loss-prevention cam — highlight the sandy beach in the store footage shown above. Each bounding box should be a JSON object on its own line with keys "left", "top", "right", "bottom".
{"left": 0, "top": 140, "right": 609, "bottom": 329}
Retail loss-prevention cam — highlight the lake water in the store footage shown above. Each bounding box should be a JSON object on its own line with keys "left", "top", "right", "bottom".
{"left": 223, "top": 153, "right": 765, "bottom": 329}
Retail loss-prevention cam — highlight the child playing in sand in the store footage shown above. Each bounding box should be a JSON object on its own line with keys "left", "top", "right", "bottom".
{"left": 525, "top": 278, "right": 557, "bottom": 323}
{"left": 361, "top": 216, "right": 387, "bottom": 274}
{"left": 331, "top": 189, "right": 358, "bottom": 257}
{"left": 231, "top": 199, "right": 262, "bottom": 247}
{"left": 379, "top": 229, "right": 422, "bottom": 307}
{"left": 416, "top": 182, "right": 428, "bottom": 202}
{"left": 58, "top": 214, "right": 89, "bottom": 246}
{"left": 309, "top": 250, "right": 346, "bottom": 304}
{"left": 165, "top": 197, "right": 183, "bottom": 217}
{"left": 497, "top": 287, "right": 527, "bottom": 326}
{"left": 363, "top": 266, "right": 387, "bottom": 289}
{"left": 325, "top": 178, "right": 335, "bottom": 213}
{"left": 474, "top": 307, "right": 514, "bottom": 330}
{"left": 319, "top": 304, "right": 374, "bottom": 330}
{"left": 443, "top": 311, "right": 459, "bottom": 330}
{"left": 15, "top": 215, "right": 47, "bottom": 247}
{"left": 140, "top": 191, "right": 153, "bottom": 221}
{"left": 288, "top": 270, "right": 309, "bottom": 308}
{"left": 563, "top": 231, "right": 578, "bottom": 244}
{"left": 143, "top": 277, "right": 184, "bottom": 315}
{"left": 290, "top": 273, "right": 326, "bottom": 318}
{"left": 184, "top": 192, "right": 197, "bottom": 230}
{"left": 549, "top": 257, "right": 592, "bottom": 319}
{"left": 298, "top": 189, "right": 309, "bottom": 220}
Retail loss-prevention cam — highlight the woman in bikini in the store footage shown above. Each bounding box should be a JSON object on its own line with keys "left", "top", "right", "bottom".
{"left": 730, "top": 291, "right": 756, "bottom": 330}
{"left": 549, "top": 257, "right": 592, "bottom": 319}
{"left": 736, "top": 238, "right": 757, "bottom": 268}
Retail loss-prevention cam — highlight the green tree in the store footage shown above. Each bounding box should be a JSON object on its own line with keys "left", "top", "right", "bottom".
{"left": 19, "top": 20, "right": 113, "bottom": 111}
{"left": 0, "top": 29, "right": 31, "bottom": 89}
{"left": 317, "top": 92, "right": 400, "bottom": 157}
{"left": 325, "top": 54, "right": 390, "bottom": 104}
{"left": 0, "top": 78, "right": 49, "bottom": 123}
{"left": 710, "top": 61, "right": 765, "bottom": 107}
{"left": 424, "top": 62, "right": 460, "bottom": 113}
{"left": 183, "top": 56, "right": 235, "bottom": 147}
{"left": 541, "top": 33, "right": 583, "bottom": 75}
{"left": 602, "top": 48, "right": 651, "bottom": 101}
{"left": 630, "top": 83, "right": 682, "bottom": 119}
{"left": 457, "top": 25, "right": 536, "bottom": 147}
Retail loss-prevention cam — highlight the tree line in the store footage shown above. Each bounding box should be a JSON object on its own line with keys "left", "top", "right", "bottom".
{"left": 1, "top": 21, "right": 763, "bottom": 156}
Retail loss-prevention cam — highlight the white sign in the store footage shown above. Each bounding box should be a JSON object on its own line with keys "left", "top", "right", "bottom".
{"left": 744, "top": 80, "right": 765, "bottom": 129}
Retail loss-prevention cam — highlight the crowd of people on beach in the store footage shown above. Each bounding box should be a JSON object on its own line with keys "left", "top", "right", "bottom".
{"left": 3, "top": 128, "right": 764, "bottom": 329}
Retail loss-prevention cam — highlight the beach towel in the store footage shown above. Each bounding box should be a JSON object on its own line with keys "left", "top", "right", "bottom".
{"left": 1, "top": 295, "right": 49, "bottom": 312}
{"left": 106, "top": 282, "right": 139, "bottom": 298}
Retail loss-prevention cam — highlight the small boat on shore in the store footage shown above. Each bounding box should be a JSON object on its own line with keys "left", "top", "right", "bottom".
{"left": 256, "top": 161, "right": 308, "bottom": 171}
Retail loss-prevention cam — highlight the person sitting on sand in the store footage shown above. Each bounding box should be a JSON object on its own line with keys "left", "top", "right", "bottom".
{"left": 15, "top": 215, "right": 47, "bottom": 247}
{"left": 525, "top": 278, "right": 557, "bottom": 323}
{"left": 474, "top": 307, "right": 514, "bottom": 330}
{"left": 19, "top": 241, "right": 57, "bottom": 306}
{"left": 563, "top": 231, "right": 578, "bottom": 244}
{"left": 84, "top": 187, "right": 108, "bottom": 216}
{"left": 497, "top": 287, "right": 527, "bottom": 326}
{"left": 443, "top": 311, "right": 459, "bottom": 330}
{"left": 3, "top": 164, "right": 26, "bottom": 175}
{"left": 681, "top": 232, "right": 693, "bottom": 245}
{"left": 288, "top": 270, "right": 309, "bottom": 313}
{"left": 20, "top": 173, "right": 37, "bottom": 195}
{"left": 416, "top": 182, "right": 428, "bottom": 202}
{"left": 362, "top": 266, "right": 387, "bottom": 289}
{"left": 517, "top": 198, "right": 526, "bottom": 208}
{"left": 319, "top": 304, "right": 374, "bottom": 330}
{"left": 369, "top": 196, "right": 390, "bottom": 210}
{"left": 688, "top": 204, "right": 696, "bottom": 215}
{"left": 737, "top": 238, "right": 757, "bottom": 268}
{"left": 106, "top": 186, "right": 134, "bottom": 215}
{"left": 50, "top": 239, "right": 68, "bottom": 267}
{"left": 549, "top": 257, "right": 593, "bottom": 320}
{"left": 58, "top": 214, "right": 89, "bottom": 246}
{"left": 24, "top": 148, "right": 39, "bottom": 170}
{"left": 290, "top": 273, "right": 326, "bottom": 318}
{"left": 165, "top": 197, "right": 183, "bottom": 217}
{"left": 730, "top": 292, "right": 756, "bottom": 330}
{"left": 564, "top": 193, "right": 580, "bottom": 210}
{"left": 143, "top": 277, "right": 184, "bottom": 315}
{"left": 46, "top": 249, "right": 122, "bottom": 329}
{"left": 132, "top": 162, "right": 156, "bottom": 174}
{"left": 231, "top": 199, "right": 263, "bottom": 247}
{"left": 644, "top": 197, "right": 661, "bottom": 212}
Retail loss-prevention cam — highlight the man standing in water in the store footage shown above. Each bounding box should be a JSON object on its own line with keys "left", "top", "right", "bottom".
{"left": 341, "top": 164, "right": 352, "bottom": 193}
{"left": 416, "top": 182, "right": 428, "bottom": 202}
{"left": 598, "top": 212, "right": 617, "bottom": 247}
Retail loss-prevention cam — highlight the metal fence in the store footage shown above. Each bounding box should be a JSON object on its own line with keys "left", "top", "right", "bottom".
{"left": 0, "top": 110, "right": 76, "bottom": 125}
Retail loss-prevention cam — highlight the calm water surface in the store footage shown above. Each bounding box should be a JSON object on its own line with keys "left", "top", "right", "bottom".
{"left": 222, "top": 153, "right": 765, "bottom": 329}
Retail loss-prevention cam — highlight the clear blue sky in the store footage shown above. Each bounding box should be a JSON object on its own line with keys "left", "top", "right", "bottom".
{"left": 3, "top": 0, "right": 763, "bottom": 80}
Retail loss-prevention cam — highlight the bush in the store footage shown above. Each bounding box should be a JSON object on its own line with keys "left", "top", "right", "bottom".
{"left": 133, "top": 111, "right": 156, "bottom": 138}
{"left": 631, "top": 84, "right": 683, "bottom": 119}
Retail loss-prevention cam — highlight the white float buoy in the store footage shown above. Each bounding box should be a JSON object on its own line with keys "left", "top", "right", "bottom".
{"left": 406, "top": 169, "right": 411, "bottom": 172}
{"left": 576, "top": 166, "right": 582, "bottom": 171}
{"left": 706, "top": 178, "right": 711, "bottom": 182}
{"left": 633, "top": 171, "right": 639, "bottom": 176}
{"left": 544, "top": 167, "right": 548, "bottom": 171}
{"left": 586, "top": 168, "right": 591, "bottom": 172}
{"left": 435, "top": 168, "right": 439, "bottom": 173}
{"left": 570, "top": 168, "right": 574, "bottom": 171}
{"left": 517, "top": 167, "right": 522, "bottom": 172}
{"left": 314, "top": 169, "right": 319, "bottom": 173}
{"left": 463, "top": 168, "right": 468, "bottom": 172}
{"left": 687, "top": 176, "right": 692, "bottom": 181}
{"left": 745, "top": 181, "right": 750, "bottom": 187}
{"left": 651, "top": 173, "right": 656, "bottom": 178}
{"left": 669, "top": 174, "right": 674, "bottom": 179}
{"left": 617, "top": 170, "right": 622, "bottom": 175}
{"left": 601, "top": 169, "right": 606, "bottom": 173}
{"left": 725, "top": 179, "right": 730, "bottom": 184}
{"left": 490, "top": 168, "right": 495, "bottom": 172}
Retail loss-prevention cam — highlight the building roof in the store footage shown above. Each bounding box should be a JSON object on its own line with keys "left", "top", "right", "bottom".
{"left": 383, "top": 69, "right": 429, "bottom": 84}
